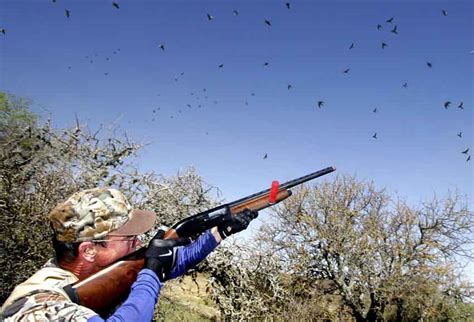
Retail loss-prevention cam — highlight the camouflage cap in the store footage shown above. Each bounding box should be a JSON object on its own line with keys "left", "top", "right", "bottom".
{"left": 48, "top": 188, "right": 156, "bottom": 243}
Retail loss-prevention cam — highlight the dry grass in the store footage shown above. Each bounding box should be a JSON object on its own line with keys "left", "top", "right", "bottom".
{"left": 159, "top": 273, "right": 219, "bottom": 321}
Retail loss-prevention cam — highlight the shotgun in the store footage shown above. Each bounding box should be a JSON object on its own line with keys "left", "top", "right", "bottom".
{"left": 63, "top": 166, "right": 336, "bottom": 313}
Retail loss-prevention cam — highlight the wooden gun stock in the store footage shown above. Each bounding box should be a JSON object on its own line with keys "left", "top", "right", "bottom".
{"left": 64, "top": 251, "right": 145, "bottom": 313}
{"left": 64, "top": 166, "right": 336, "bottom": 313}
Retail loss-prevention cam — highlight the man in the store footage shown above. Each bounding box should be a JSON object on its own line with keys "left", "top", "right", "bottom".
{"left": 1, "top": 187, "right": 257, "bottom": 321}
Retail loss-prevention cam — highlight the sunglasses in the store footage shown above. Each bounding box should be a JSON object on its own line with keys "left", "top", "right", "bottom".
{"left": 93, "top": 236, "right": 139, "bottom": 248}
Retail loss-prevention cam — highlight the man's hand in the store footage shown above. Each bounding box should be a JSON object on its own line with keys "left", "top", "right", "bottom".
{"left": 217, "top": 209, "right": 258, "bottom": 240}
{"left": 144, "top": 230, "right": 190, "bottom": 281}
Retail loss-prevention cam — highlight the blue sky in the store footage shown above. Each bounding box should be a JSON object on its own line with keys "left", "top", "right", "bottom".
{"left": 1, "top": 0, "right": 472, "bottom": 211}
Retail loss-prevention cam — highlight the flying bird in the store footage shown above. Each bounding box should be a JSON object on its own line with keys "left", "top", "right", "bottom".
{"left": 426, "top": 62, "right": 432, "bottom": 68}
{"left": 442, "top": 10, "right": 448, "bottom": 16}
{"left": 104, "top": 72, "right": 109, "bottom": 76}
{"left": 287, "top": 84, "right": 292, "bottom": 90}
{"left": 317, "top": 101, "right": 324, "bottom": 108}
{"left": 286, "top": 3, "right": 291, "bottom": 9}
{"left": 112, "top": 2, "right": 119, "bottom": 9}
{"left": 461, "top": 148, "right": 469, "bottom": 154}
{"left": 458, "top": 102, "right": 464, "bottom": 109}
{"left": 263, "top": 153, "right": 268, "bottom": 159}
{"left": 0, "top": 28, "right": 5, "bottom": 35}
{"left": 373, "top": 108, "right": 377, "bottom": 113}
{"left": 402, "top": 82, "right": 408, "bottom": 88}
{"left": 467, "top": 155, "right": 471, "bottom": 162}
{"left": 218, "top": 63, "right": 224, "bottom": 68}
{"left": 65, "top": 9, "right": 70, "bottom": 18}
{"left": 444, "top": 101, "right": 451, "bottom": 109}
{"left": 386, "top": 17, "right": 394, "bottom": 23}
{"left": 391, "top": 25, "right": 398, "bottom": 34}
{"left": 457, "top": 132, "right": 462, "bottom": 138}
{"left": 233, "top": 10, "right": 239, "bottom": 16}
{"left": 263, "top": 62, "right": 269, "bottom": 66}
{"left": 343, "top": 68, "right": 350, "bottom": 74}
{"left": 372, "top": 132, "right": 378, "bottom": 139}
{"left": 264, "top": 19, "right": 272, "bottom": 26}
{"left": 349, "top": 42, "right": 355, "bottom": 49}
{"left": 207, "top": 13, "right": 214, "bottom": 21}
{"left": 159, "top": 44, "right": 165, "bottom": 51}
{"left": 381, "top": 42, "right": 388, "bottom": 49}
{"left": 377, "top": 24, "right": 382, "bottom": 30}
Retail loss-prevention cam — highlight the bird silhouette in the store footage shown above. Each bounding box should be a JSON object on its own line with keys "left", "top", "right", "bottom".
{"left": 377, "top": 24, "right": 382, "bottom": 30}
{"left": 442, "top": 10, "right": 448, "bottom": 16}
{"left": 112, "top": 2, "right": 119, "bottom": 9}
{"left": 349, "top": 42, "right": 355, "bottom": 49}
{"left": 467, "top": 155, "right": 471, "bottom": 162}
{"left": 233, "top": 10, "right": 239, "bottom": 16}
{"left": 159, "top": 44, "right": 165, "bottom": 51}
{"left": 0, "top": 28, "right": 5, "bottom": 35}
{"left": 104, "top": 72, "right": 109, "bottom": 76}
{"left": 317, "top": 101, "right": 324, "bottom": 108}
{"left": 458, "top": 102, "right": 464, "bottom": 109}
{"left": 461, "top": 148, "right": 469, "bottom": 154}
{"left": 343, "top": 68, "right": 350, "bottom": 74}
{"left": 263, "top": 153, "right": 268, "bottom": 159}
{"left": 444, "top": 101, "right": 451, "bottom": 109}
{"left": 287, "top": 84, "right": 292, "bottom": 90}
{"left": 382, "top": 42, "right": 388, "bottom": 49}
{"left": 402, "top": 82, "right": 408, "bottom": 88}
{"left": 207, "top": 13, "right": 214, "bottom": 21}
{"left": 373, "top": 108, "right": 377, "bottom": 113}
{"left": 426, "top": 62, "right": 433, "bottom": 68}
{"left": 372, "top": 132, "right": 377, "bottom": 139}
{"left": 286, "top": 3, "right": 291, "bottom": 9}
{"left": 263, "top": 62, "right": 269, "bottom": 66}
{"left": 218, "top": 64, "right": 224, "bottom": 68}
{"left": 265, "top": 19, "right": 272, "bottom": 26}
{"left": 386, "top": 17, "right": 394, "bottom": 23}
{"left": 65, "top": 9, "right": 70, "bottom": 18}
{"left": 457, "top": 132, "right": 463, "bottom": 138}
{"left": 391, "top": 25, "right": 398, "bottom": 34}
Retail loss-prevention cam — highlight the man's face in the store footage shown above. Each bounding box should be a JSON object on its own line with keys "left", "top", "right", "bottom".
{"left": 93, "top": 235, "right": 142, "bottom": 268}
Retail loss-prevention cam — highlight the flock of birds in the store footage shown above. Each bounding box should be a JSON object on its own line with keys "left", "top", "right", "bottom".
{"left": 0, "top": 2, "right": 471, "bottom": 162}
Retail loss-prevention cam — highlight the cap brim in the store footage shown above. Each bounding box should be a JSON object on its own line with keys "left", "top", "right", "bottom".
{"left": 108, "top": 209, "right": 156, "bottom": 236}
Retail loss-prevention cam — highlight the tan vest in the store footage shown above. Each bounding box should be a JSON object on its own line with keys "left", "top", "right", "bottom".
{"left": 2, "top": 266, "right": 78, "bottom": 310}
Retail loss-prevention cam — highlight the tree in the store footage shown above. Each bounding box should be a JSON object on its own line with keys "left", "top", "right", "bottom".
{"left": 254, "top": 176, "right": 473, "bottom": 321}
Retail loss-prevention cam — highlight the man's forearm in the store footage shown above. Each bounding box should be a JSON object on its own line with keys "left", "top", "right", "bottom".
{"left": 169, "top": 229, "right": 220, "bottom": 279}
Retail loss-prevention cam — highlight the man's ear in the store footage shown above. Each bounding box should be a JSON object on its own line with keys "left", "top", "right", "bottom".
{"left": 78, "top": 242, "right": 97, "bottom": 262}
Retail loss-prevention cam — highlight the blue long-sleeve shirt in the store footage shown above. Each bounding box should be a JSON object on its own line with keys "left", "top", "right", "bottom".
{"left": 88, "top": 229, "right": 218, "bottom": 322}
